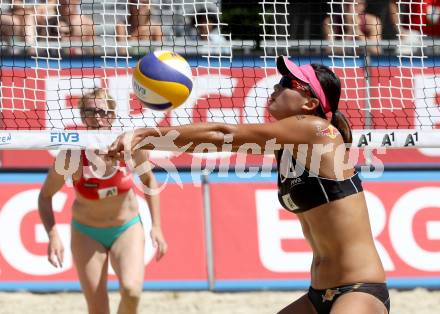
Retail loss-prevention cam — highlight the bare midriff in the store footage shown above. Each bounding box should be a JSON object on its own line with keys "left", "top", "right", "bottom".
{"left": 297, "top": 193, "right": 386, "bottom": 289}
{"left": 72, "top": 189, "right": 139, "bottom": 228}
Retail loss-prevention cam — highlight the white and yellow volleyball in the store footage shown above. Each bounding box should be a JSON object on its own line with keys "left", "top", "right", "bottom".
{"left": 132, "top": 50, "right": 193, "bottom": 111}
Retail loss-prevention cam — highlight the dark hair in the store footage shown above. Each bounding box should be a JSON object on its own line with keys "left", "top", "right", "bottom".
{"left": 191, "top": 10, "right": 219, "bottom": 27}
{"left": 311, "top": 64, "right": 352, "bottom": 145}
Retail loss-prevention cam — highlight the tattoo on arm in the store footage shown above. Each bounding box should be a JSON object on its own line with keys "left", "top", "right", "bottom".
{"left": 295, "top": 115, "right": 306, "bottom": 120}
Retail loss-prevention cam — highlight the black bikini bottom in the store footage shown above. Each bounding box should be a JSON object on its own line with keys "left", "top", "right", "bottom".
{"left": 307, "top": 282, "right": 390, "bottom": 314}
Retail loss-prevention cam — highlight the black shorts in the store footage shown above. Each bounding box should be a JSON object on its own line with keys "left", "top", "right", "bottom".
{"left": 308, "top": 282, "right": 390, "bottom": 314}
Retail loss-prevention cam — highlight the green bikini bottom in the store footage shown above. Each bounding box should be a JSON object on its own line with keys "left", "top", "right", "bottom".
{"left": 71, "top": 215, "right": 141, "bottom": 249}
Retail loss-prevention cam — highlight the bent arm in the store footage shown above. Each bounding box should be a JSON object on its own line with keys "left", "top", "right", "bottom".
{"left": 134, "top": 150, "right": 168, "bottom": 259}
{"left": 134, "top": 151, "right": 161, "bottom": 227}
{"left": 38, "top": 161, "right": 69, "bottom": 237}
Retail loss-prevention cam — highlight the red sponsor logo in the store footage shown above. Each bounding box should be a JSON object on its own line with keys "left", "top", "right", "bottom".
{"left": 0, "top": 67, "right": 440, "bottom": 167}
{"left": 0, "top": 184, "right": 206, "bottom": 281}
{"left": 0, "top": 180, "right": 439, "bottom": 286}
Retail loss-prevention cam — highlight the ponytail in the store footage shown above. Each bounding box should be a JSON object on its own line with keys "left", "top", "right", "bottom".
{"left": 310, "top": 64, "right": 352, "bottom": 145}
{"left": 331, "top": 110, "right": 352, "bottom": 145}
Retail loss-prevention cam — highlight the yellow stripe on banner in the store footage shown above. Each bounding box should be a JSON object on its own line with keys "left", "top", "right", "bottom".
{"left": 156, "top": 51, "right": 187, "bottom": 63}
{"left": 133, "top": 64, "right": 190, "bottom": 107}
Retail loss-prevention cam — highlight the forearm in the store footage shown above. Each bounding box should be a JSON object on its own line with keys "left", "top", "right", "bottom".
{"left": 38, "top": 195, "right": 58, "bottom": 237}
{"left": 137, "top": 122, "right": 234, "bottom": 152}
{"left": 145, "top": 194, "right": 161, "bottom": 228}
{"left": 130, "top": 116, "right": 319, "bottom": 155}
{"left": 133, "top": 150, "right": 163, "bottom": 228}
{"left": 143, "top": 176, "right": 162, "bottom": 228}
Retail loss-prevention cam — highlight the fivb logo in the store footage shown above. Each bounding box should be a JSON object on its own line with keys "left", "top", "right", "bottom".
{"left": 50, "top": 132, "right": 80, "bottom": 143}
{"left": 0, "top": 133, "right": 12, "bottom": 145}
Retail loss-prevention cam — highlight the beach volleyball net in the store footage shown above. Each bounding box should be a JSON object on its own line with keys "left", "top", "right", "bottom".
{"left": 0, "top": 0, "right": 439, "bottom": 149}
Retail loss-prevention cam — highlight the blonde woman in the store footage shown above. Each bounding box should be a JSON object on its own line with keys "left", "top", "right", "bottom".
{"left": 38, "top": 88, "right": 167, "bottom": 314}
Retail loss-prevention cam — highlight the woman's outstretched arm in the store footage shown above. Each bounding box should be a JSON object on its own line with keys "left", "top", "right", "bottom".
{"left": 108, "top": 115, "right": 327, "bottom": 157}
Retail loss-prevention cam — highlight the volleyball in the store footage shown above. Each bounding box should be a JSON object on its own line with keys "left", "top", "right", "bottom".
{"left": 132, "top": 50, "right": 193, "bottom": 111}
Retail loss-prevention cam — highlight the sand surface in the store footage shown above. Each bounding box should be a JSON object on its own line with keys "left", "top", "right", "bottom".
{"left": 0, "top": 289, "right": 439, "bottom": 313}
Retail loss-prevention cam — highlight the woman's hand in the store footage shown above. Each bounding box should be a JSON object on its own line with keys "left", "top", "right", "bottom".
{"left": 150, "top": 226, "right": 168, "bottom": 261}
{"left": 47, "top": 232, "right": 64, "bottom": 268}
{"left": 108, "top": 129, "right": 146, "bottom": 160}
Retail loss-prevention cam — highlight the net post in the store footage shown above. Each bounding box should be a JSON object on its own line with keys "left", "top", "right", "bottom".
{"left": 363, "top": 52, "right": 374, "bottom": 165}
{"left": 201, "top": 169, "right": 215, "bottom": 291}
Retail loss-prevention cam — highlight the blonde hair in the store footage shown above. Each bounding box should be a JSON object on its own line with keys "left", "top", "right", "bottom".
{"left": 77, "top": 88, "right": 117, "bottom": 112}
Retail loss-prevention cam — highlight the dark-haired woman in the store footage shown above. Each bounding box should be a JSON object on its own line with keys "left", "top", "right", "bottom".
{"left": 109, "top": 56, "right": 389, "bottom": 314}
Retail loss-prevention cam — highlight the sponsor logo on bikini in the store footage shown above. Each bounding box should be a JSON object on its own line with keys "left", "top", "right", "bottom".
{"left": 290, "top": 177, "right": 303, "bottom": 187}
{"left": 97, "top": 186, "right": 117, "bottom": 199}
{"left": 322, "top": 288, "right": 342, "bottom": 302}
{"left": 83, "top": 182, "right": 99, "bottom": 188}
{"left": 281, "top": 194, "right": 299, "bottom": 211}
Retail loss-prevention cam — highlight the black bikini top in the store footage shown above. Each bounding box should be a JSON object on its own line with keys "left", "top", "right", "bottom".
{"left": 276, "top": 149, "right": 363, "bottom": 213}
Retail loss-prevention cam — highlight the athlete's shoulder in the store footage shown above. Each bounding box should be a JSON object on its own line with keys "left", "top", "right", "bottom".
{"left": 280, "top": 115, "right": 329, "bottom": 135}
{"left": 282, "top": 115, "right": 346, "bottom": 147}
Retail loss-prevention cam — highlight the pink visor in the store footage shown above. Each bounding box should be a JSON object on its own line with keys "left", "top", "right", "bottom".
{"left": 277, "top": 56, "right": 331, "bottom": 115}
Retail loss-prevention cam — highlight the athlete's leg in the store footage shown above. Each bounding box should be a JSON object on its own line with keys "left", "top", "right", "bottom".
{"left": 71, "top": 227, "right": 110, "bottom": 314}
{"left": 109, "top": 220, "right": 145, "bottom": 314}
{"left": 330, "top": 292, "right": 388, "bottom": 314}
{"left": 277, "top": 293, "right": 317, "bottom": 314}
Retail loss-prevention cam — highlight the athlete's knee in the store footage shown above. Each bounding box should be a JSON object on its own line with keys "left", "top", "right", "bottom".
{"left": 119, "top": 283, "right": 142, "bottom": 302}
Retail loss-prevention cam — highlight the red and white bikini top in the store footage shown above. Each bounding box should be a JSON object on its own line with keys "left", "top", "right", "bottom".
{"left": 73, "top": 150, "right": 134, "bottom": 200}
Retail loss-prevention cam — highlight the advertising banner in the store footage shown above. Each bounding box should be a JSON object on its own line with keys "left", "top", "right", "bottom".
{"left": 1, "top": 60, "right": 440, "bottom": 167}
{"left": 209, "top": 180, "right": 440, "bottom": 289}
{"left": 0, "top": 172, "right": 439, "bottom": 291}
{"left": 0, "top": 182, "right": 207, "bottom": 290}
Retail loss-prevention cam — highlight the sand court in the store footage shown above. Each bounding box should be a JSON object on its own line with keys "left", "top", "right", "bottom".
{"left": 0, "top": 289, "right": 439, "bottom": 313}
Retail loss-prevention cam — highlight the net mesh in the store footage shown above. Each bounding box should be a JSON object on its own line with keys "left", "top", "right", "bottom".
{"left": 0, "top": 0, "right": 439, "bottom": 148}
